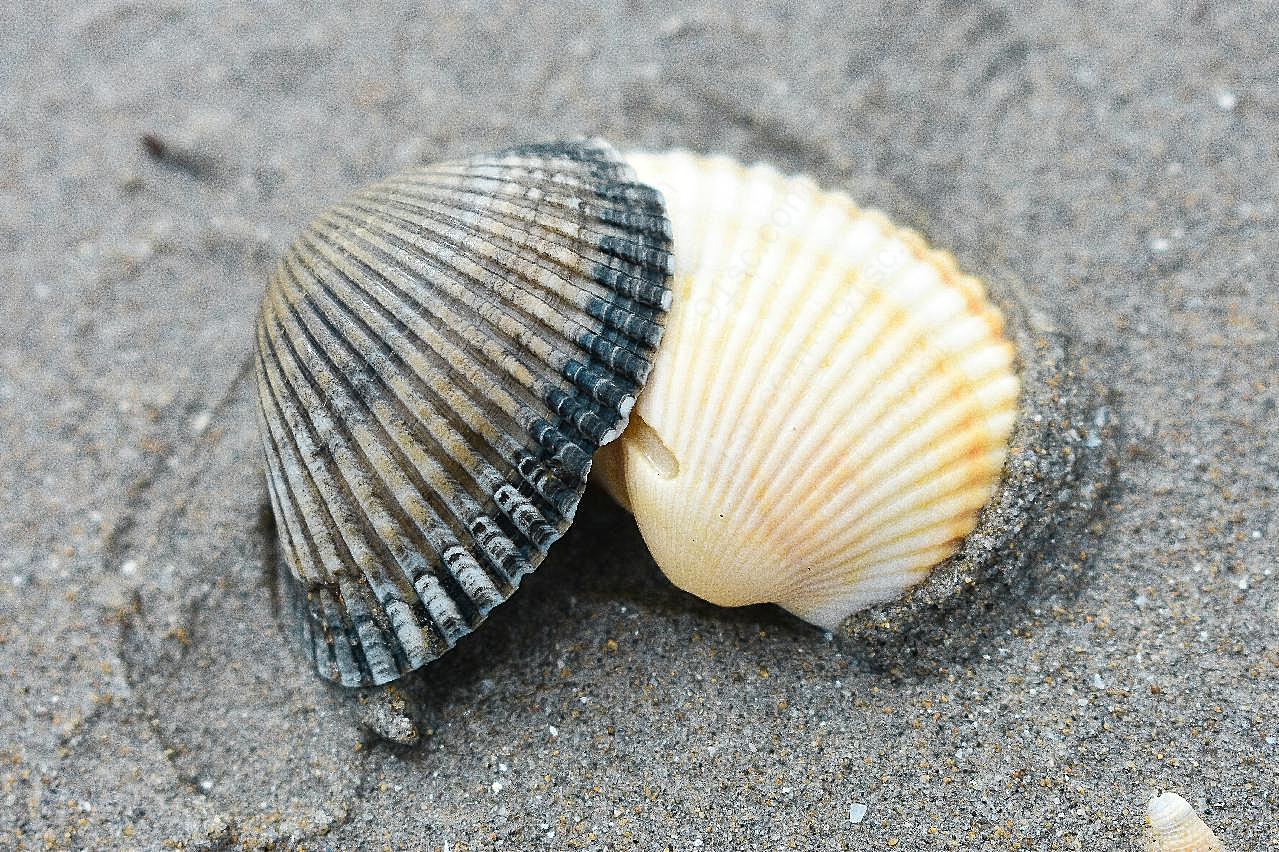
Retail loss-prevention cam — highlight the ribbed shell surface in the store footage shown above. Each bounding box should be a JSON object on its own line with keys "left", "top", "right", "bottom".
{"left": 254, "top": 140, "right": 673, "bottom": 686}
{"left": 595, "top": 151, "right": 1019, "bottom": 629}
{"left": 1143, "top": 793, "right": 1225, "bottom": 852}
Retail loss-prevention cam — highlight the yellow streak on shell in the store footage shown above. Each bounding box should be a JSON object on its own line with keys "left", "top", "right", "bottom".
{"left": 596, "top": 151, "right": 1020, "bottom": 629}
{"left": 1144, "top": 793, "right": 1225, "bottom": 852}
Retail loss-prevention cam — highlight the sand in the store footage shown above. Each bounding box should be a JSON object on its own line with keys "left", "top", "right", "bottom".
{"left": 1, "top": 1, "right": 1275, "bottom": 849}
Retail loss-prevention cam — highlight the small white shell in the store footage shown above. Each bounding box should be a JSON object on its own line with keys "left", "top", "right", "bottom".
{"left": 595, "top": 151, "right": 1019, "bottom": 628}
{"left": 1143, "top": 792, "right": 1224, "bottom": 851}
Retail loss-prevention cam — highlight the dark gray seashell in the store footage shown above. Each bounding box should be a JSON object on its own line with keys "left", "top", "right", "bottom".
{"left": 253, "top": 140, "right": 672, "bottom": 686}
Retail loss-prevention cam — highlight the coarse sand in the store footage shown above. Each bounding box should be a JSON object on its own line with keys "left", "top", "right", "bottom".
{"left": 1, "top": 2, "right": 1275, "bottom": 849}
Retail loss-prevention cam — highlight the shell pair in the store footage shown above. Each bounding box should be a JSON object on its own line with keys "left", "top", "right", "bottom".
{"left": 254, "top": 139, "right": 1102, "bottom": 686}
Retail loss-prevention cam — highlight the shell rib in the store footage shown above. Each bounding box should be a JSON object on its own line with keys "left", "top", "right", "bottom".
{"left": 594, "top": 151, "right": 1019, "bottom": 628}
{"left": 255, "top": 140, "right": 672, "bottom": 686}
{"left": 1143, "top": 792, "right": 1225, "bottom": 851}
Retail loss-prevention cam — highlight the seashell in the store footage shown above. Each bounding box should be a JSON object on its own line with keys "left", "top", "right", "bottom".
{"left": 254, "top": 140, "right": 672, "bottom": 686}
{"left": 1143, "top": 792, "right": 1225, "bottom": 851}
{"left": 595, "top": 150, "right": 1111, "bottom": 629}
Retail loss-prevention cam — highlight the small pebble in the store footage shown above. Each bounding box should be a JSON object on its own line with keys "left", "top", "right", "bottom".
{"left": 189, "top": 410, "right": 213, "bottom": 436}
{"left": 358, "top": 687, "right": 419, "bottom": 745}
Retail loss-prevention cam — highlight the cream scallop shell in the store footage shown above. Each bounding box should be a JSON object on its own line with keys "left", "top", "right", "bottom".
{"left": 1143, "top": 792, "right": 1225, "bottom": 851}
{"left": 255, "top": 140, "right": 672, "bottom": 686}
{"left": 594, "top": 151, "right": 1019, "bottom": 628}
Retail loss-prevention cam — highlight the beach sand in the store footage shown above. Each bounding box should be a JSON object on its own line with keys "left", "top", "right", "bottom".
{"left": 1, "top": 1, "right": 1275, "bottom": 848}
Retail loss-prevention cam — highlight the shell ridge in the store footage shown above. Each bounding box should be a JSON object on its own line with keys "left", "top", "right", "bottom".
{"left": 353, "top": 199, "right": 659, "bottom": 394}
{"left": 804, "top": 424, "right": 1007, "bottom": 550}
{"left": 780, "top": 466, "right": 998, "bottom": 581}
{"left": 811, "top": 493, "right": 992, "bottom": 575}
{"left": 310, "top": 590, "right": 346, "bottom": 685}
{"left": 260, "top": 309, "right": 436, "bottom": 618}
{"left": 318, "top": 203, "right": 622, "bottom": 420}
{"left": 730, "top": 285, "right": 1005, "bottom": 556}
{"left": 418, "top": 142, "right": 665, "bottom": 217}
{"left": 288, "top": 225, "right": 590, "bottom": 509}
{"left": 337, "top": 573, "right": 403, "bottom": 685}
{"left": 1143, "top": 792, "right": 1224, "bottom": 852}
{"left": 302, "top": 227, "right": 607, "bottom": 491}
{"left": 650, "top": 158, "right": 741, "bottom": 501}
{"left": 678, "top": 157, "right": 764, "bottom": 468}
{"left": 257, "top": 395, "right": 325, "bottom": 584}
{"left": 694, "top": 187, "right": 875, "bottom": 529}
{"left": 627, "top": 155, "right": 704, "bottom": 444}
{"left": 583, "top": 294, "right": 665, "bottom": 348}
{"left": 486, "top": 137, "right": 619, "bottom": 164}
{"left": 410, "top": 165, "right": 664, "bottom": 214}
{"left": 378, "top": 189, "right": 672, "bottom": 350}
{"left": 254, "top": 332, "right": 357, "bottom": 588}
{"left": 372, "top": 175, "right": 672, "bottom": 253}
{"left": 344, "top": 187, "right": 668, "bottom": 364}
{"left": 263, "top": 294, "right": 468, "bottom": 649}
{"left": 700, "top": 177, "right": 900, "bottom": 537}
{"left": 288, "top": 581, "right": 323, "bottom": 678}
{"left": 258, "top": 333, "right": 412, "bottom": 686}
{"left": 772, "top": 372, "right": 1013, "bottom": 558}
{"left": 316, "top": 203, "right": 644, "bottom": 451}
{"left": 298, "top": 281, "right": 572, "bottom": 556}
{"left": 269, "top": 274, "right": 526, "bottom": 625}
{"left": 345, "top": 589, "right": 399, "bottom": 684}
{"left": 768, "top": 357, "right": 1014, "bottom": 560}
{"left": 315, "top": 586, "right": 362, "bottom": 686}
{"left": 254, "top": 372, "right": 312, "bottom": 573}
{"left": 283, "top": 286, "right": 521, "bottom": 600}
{"left": 283, "top": 235, "right": 574, "bottom": 538}
{"left": 839, "top": 524, "right": 974, "bottom": 578}
{"left": 255, "top": 401, "right": 342, "bottom": 598}
{"left": 295, "top": 216, "right": 600, "bottom": 481}
{"left": 478, "top": 151, "right": 631, "bottom": 188}
{"left": 674, "top": 162, "right": 805, "bottom": 562}
{"left": 694, "top": 194, "right": 842, "bottom": 539}
{"left": 260, "top": 445, "right": 306, "bottom": 576}
{"left": 257, "top": 141, "right": 672, "bottom": 684}
{"left": 263, "top": 318, "right": 490, "bottom": 673}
